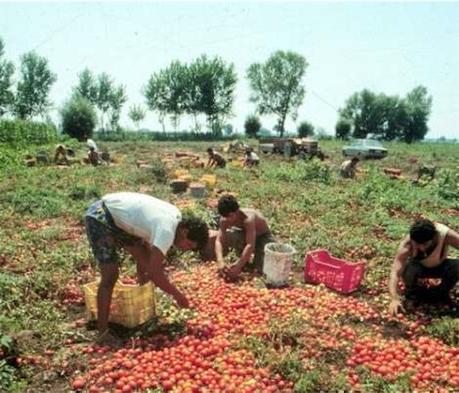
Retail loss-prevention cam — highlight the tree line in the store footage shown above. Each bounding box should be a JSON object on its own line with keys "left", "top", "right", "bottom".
{"left": 335, "top": 87, "right": 432, "bottom": 143}
{"left": 0, "top": 35, "right": 432, "bottom": 142}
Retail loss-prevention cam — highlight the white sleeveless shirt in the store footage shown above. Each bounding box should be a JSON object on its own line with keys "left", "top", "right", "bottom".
{"left": 102, "top": 192, "right": 181, "bottom": 256}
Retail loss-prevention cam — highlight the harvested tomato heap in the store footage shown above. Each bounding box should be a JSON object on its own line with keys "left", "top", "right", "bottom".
{"left": 75, "top": 336, "right": 287, "bottom": 392}
{"left": 347, "top": 336, "right": 459, "bottom": 390}
{"left": 71, "top": 265, "right": 459, "bottom": 392}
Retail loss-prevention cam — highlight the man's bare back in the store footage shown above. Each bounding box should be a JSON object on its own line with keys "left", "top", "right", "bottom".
{"left": 228, "top": 208, "right": 270, "bottom": 236}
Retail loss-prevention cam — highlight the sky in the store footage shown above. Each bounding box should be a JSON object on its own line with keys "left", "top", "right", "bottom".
{"left": 1, "top": 1, "right": 459, "bottom": 138}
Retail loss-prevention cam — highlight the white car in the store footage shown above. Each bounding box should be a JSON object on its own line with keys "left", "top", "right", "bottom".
{"left": 342, "top": 139, "right": 388, "bottom": 159}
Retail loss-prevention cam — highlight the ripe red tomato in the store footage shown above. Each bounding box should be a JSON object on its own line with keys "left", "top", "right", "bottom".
{"left": 72, "top": 377, "right": 86, "bottom": 390}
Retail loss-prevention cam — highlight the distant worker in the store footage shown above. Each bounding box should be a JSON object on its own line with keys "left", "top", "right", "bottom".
{"left": 87, "top": 146, "right": 101, "bottom": 166}
{"left": 206, "top": 148, "right": 226, "bottom": 168}
{"left": 83, "top": 138, "right": 100, "bottom": 166}
{"left": 24, "top": 154, "right": 37, "bottom": 167}
{"left": 416, "top": 164, "right": 436, "bottom": 182}
{"left": 100, "top": 149, "right": 111, "bottom": 165}
{"left": 228, "top": 139, "right": 249, "bottom": 153}
{"left": 54, "top": 144, "right": 72, "bottom": 165}
{"left": 340, "top": 157, "right": 359, "bottom": 179}
{"left": 86, "top": 138, "right": 99, "bottom": 153}
{"left": 244, "top": 148, "right": 260, "bottom": 167}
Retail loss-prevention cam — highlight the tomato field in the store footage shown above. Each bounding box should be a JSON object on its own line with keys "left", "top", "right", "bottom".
{"left": 1, "top": 139, "right": 458, "bottom": 392}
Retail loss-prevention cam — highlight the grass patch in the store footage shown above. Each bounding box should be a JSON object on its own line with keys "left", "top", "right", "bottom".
{"left": 425, "top": 316, "right": 459, "bottom": 346}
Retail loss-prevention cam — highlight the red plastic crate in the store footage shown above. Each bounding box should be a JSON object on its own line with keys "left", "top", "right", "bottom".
{"left": 304, "top": 249, "right": 366, "bottom": 294}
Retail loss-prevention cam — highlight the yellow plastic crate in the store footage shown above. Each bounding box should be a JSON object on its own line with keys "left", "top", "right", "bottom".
{"left": 230, "top": 160, "right": 244, "bottom": 168}
{"left": 175, "top": 199, "right": 196, "bottom": 209}
{"left": 111, "top": 154, "right": 125, "bottom": 164}
{"left": 200, "top": 174, "right": 217, "bottom": 189}
{"left": 178, "top": 174, "right": 193, "bottom": 183}
{"left": 174, "top": 169, "right": 190, "bottom": 178}
{"left": 83, "top": 280, "right": 156, "bottom": 328}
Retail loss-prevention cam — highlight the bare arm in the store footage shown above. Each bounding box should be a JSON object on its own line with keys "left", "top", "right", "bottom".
{"left": 207, "top": 157, "right": 216, "bottom": 168}
{"left": 388, "top": 237, "right": 411, "bottom": 315}
{"left": 445, "top": 229, "right": 459, "bottom": 249}
{"left": 215, "top": 219, "right": 228, "bottom": 269}
{"left": 234, "top": 218, "right": 256, "bottom": 270}
{"left": 225, "top": 217, "right": 257, "bottom": 280}
{"left": 389, "top": 238, "right": 410, "bottom": 299}
{"left": 138, "top": 246, "right": 189, "bottom": 307}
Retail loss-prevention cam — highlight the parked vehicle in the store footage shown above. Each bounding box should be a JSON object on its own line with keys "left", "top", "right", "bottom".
{"left": 259, "top": 138, "right": 324, "bottom": 159}
{"left": 342, "top": 139, "right": 388, "bottom": 159}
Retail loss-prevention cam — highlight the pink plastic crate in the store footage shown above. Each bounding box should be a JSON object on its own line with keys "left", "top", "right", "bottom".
{"left": 304, "top": 249, "right": 366, "bottom": 294}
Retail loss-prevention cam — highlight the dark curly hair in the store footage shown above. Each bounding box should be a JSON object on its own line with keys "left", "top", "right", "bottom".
{"left": 410, "top": 219, "right": 436, "bottom": 244}
{"left": 217, "top": 195, "right": 239, "bottom": 217}
{"left": 180, "top": 214, "right": 209, "bottom": 250}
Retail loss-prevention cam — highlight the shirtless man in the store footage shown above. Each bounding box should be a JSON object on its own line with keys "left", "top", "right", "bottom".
{"left": 206, "top": 148, "right": 227, "bottom": 169}
{"left": 199, "top": 229, "right": 246, "bottom": 263}
{"left": 214, "top": 195, "right": 275, "bottom": 280}
{"left": 339, "top": 156, "right": 359, "bottom": 179}
{"left": 388, "top": 218, "right": 459, "bottom": 315}
{"left": 54, "top": 144, "right": 70, "bottom": 165}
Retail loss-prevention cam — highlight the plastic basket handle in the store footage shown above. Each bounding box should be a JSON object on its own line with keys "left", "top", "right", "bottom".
{"left": 308, "top": 259, "right": 340, "bottom": 270}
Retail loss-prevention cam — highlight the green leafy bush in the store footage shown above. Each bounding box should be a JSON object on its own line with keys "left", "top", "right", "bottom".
{"left": 335, "top": 118, "right": 352, "bottom": 139}
{"left": 60, "top": 96, "right": 97, "bottom": 141}
{"left": 96, "top": 130, "right": 242, "bottom": 142}
{"left": 426, "top": 316, "right": 459, "bottom": 346}
{"left": 0, "top": 119, "right": 57, "bottom": 145}
{"left": 0, "top": 359, "right": 18, "bottom": 392}
{"left": 0, "top": 273, "right": 24, "bottom": 309}
{"left": 301, "top": 160, "right": 332, "bottom": 183}
{"left": 436, "top": 169, "right": 459, "bottom": 201}
{"left": 244, "top": 115, "right": 261, "bottom": 137}
{"left": 149, "top": 160, "right": 168, "bottom": 183}
{"left": 1, "top": 187, "right": 66, "bottom": 218}
{"left": 297, "top": 121, "right": 314, "bottom": 137}
{"left": 264, "top": 160, "right": 333, "bottom": 184}
{"left": 0, "top": 146, "right": 23, "bottom": 169}
{"left": 68, "top": 184, "right": 101, "bottom": 201}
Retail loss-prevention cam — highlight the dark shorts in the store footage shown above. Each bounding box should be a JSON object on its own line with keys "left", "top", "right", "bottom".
{"left": 225, "top": 228, "right": 276, "bottom": 273}
{"left": 402, "top": 258, "right": 459, "bottom": 299}
{"left": 85, "top": 200, "right": 141, "bottom": 265}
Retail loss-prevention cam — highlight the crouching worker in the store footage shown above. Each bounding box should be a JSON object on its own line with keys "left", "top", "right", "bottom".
{"left": 87, "top": 146, "right": 101, "bottom": 166}
{"left": 54, "top": 144, "right": 72, "bottom": 165}
{"left": 244, "top": 148, "right": 260, "bottom": 167}
{"left": 86, "top": 138, "right": 101, "bottom": 166}
{"left": 340, "top": 156, "right": 359, "bottom": 179}
{"left": 389, "top": 219, "right": 459, "bottom": 316}
{"left": 206, "top": 148, "right": 226, "bottom": 168}
{"left": 84, "top": 192, "right": 208, "bottom": 344}
{"left": 215, "top": 195, "right": 275, "bottom": 280}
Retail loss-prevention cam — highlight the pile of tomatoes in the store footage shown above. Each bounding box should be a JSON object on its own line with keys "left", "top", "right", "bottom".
{"left": 347, "top": 335, "right": 459, "bottom": 391}
{"left": 71, "top": 265, "right": 458, "bottom": 392}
